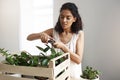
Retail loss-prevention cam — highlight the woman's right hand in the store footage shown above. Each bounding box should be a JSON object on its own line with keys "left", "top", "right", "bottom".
{"left": 27, "top": 28, "right": 53, "bottom": 42}
{"left": 39, "top": 32, "right": 52, "bottom": 43}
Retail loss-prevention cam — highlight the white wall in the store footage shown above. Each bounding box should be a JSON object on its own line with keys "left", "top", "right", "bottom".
{"left": 20, "top": 0, "right": 53, "bottom": 55}
{"left": 0, "top": 0, "right": 20, "bottom": 62}
{"left": 0, "top": 0, "right": 20, "bottom": 61}
{"left": 81, "top": 1, "right": 120, "bottom": 80}
{"left": 0, "top": 0, "right": 20, "bottom": 52}
{"left": 54, "top": 0, "right": 120, "bottom": 80}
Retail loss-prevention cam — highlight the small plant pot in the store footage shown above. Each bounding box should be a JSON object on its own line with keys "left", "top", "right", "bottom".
{"left": 80, "top": 66, "right": 100, "bottom": 80}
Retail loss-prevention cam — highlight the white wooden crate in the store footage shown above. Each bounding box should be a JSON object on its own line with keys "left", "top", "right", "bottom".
{"left": 0, "top": 53, "right": 70, "bottom": 80}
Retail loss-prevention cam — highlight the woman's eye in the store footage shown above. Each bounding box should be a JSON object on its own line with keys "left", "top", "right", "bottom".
{"left": 60, "top": 16, "right": 71, "bottom": 20}
{"left": 60, "top": 16, "right": 64, "bottom": 19}
{"left": 67, "top": 17, "right": 71, "bottom": 20}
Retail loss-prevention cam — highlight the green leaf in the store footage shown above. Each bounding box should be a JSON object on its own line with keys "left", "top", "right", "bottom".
{"left": 41, "top": 58, "right": 49, "bottom": 66}
{"left": 43, "top": 45, "right": 50, "bottom": 52}
{"left": 50, "top": 48, "right": 56, "bottom": 54}
{"left": 36, "top": 46, "right": 44, "bottom": 52}
{"left": 0, "top": 48, "right": 10, "bottom": 57}
{"left": 6, "top": 56, "right": 15, "bottom": 65}
{"left": 49, "top": 53, "right": 56, "bottom": 59}
{"left": 39, "top": 52, "right": 46, "bottom": 57}
{"left": 21, "top": 51, "right": 29, "bottom": 58}
{"left": 30, "top": 56, "right": 39, "bottom": 66}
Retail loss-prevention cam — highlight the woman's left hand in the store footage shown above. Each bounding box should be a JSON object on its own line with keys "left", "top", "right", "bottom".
{"left": 53, "top": 41, "right": 69, "bottom": 53}
{"left": 52, "top": 41, "right": 65, "bottom": 49}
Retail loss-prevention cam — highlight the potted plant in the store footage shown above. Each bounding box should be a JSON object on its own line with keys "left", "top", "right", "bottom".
{"left": 0, "top": 44, "right": 64, "bottom": 67}
{"left": 0, "top": 43, "right": 68, "bottom": 80}
{"left": 80, "top": 66, "right": 99, "bottom": 80}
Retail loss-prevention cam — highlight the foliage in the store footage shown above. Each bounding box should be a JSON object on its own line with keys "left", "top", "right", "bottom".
{"left": 81, "top": 66, "right": 99, "bottom": 80}
{"left": 0, "top": 44, "right": 64, "bottom": 67}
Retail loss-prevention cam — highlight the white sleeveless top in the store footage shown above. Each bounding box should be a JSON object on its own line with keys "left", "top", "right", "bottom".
{"left": 53, "top": 30, "right": 82, "bottom": 79}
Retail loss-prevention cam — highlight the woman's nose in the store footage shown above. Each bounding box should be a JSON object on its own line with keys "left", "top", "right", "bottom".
{"left": 63, "top": 18, "right": 67, "bottom": 22}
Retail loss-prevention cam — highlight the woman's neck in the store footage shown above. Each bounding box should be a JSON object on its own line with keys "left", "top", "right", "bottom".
{"left": 63, "top": 28, "right": 72, "bottom": 35}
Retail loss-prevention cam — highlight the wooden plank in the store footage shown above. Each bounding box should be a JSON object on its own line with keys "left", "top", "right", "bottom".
{"left": 48, "top": 61, "right": 55, "bottom": 80}
{"left": 54, "top": 59, "right": 70, "bottom": 77}
{"left": 51, "top": 53, "right": 69, "bottom": 62}
{"left": 55, "top": 69, "right": 70, "bottom": 80}
{"left": 0, "top": 74, "right": 34, "bottom": 80}
{"left": 0, "top": 63, "right": 53, "bottom": 77}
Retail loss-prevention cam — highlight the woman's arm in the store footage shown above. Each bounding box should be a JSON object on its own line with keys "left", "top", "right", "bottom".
{"left": 70, "top": 31, "right": 84, "bottom": 64}
{"left": 54, "top": 31, "right": 84, "bottom": 64}
{"left": 27, "top": 28, "right": 53, "bottom": 42}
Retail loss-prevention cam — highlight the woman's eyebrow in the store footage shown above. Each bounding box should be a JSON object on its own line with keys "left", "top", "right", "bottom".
{"left": 60, "top": 14, "right": 72, "bottom": 17}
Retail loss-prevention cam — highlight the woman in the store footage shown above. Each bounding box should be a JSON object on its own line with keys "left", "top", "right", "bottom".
{"left": 27, "top": 2, "right": 84, "bottom": 79}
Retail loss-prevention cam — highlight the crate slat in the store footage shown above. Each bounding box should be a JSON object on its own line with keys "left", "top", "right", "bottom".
{"left": 0, "top": 63, "right": 53, "bottom": 77}
{"left": 55, "top": 69, "right": 70, "bottom": 80}
{"left": 0, "top": 74, "right": 34, "bottom": 80}
{"left": 54, "top": 59, "right": 70, "bottom": 77}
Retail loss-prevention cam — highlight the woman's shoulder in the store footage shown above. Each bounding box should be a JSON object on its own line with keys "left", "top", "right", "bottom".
{"left": 77, "top": 30, "right": 84, "bottom": 35}
{"left": 78, "top": 30, "right": 84, "bottom": 33}
{"left": 77, "top": 30, "right": 84, "bottom": 38}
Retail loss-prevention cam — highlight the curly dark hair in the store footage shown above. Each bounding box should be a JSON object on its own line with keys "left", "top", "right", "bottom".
{"left": 54, "top": 2, "right": 83, "bottom": 34}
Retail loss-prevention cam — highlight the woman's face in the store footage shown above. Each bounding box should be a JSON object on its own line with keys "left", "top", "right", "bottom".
{"left": 60, "top": 9, "right": 76, "bottom": 30}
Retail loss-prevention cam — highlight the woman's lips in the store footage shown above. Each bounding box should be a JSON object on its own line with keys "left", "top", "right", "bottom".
{"left": 62, "top": 23, "right": 67, "bottom": 27}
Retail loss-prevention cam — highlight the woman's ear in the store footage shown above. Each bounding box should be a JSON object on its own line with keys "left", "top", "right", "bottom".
{"left": 73, "top": 17, "right": 77, "bottom": 22}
